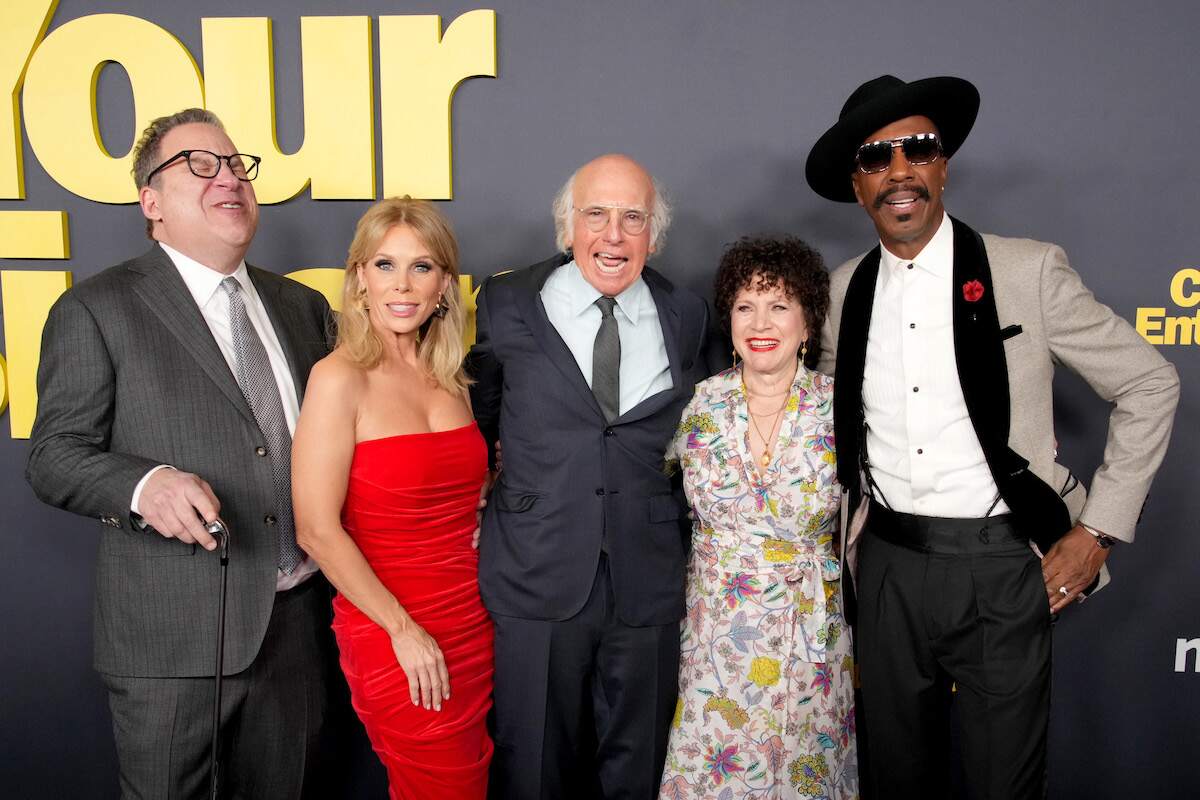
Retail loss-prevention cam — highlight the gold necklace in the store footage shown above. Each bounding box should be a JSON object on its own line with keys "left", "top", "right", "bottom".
{"left": 743, "top": 381, "right": 790, "bottom": 468}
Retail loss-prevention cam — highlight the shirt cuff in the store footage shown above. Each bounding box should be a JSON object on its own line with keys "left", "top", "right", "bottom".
{"left": 131, "top": 464, "right": 175, "bottom": 516}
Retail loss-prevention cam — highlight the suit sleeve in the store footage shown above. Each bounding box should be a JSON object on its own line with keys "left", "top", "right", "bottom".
{"left": 1040, "top": 245, "right": 1180, "bottom": 542}
{"left": 699, "top": 300, "right": 730, "bottom": 378}
{"left": 466, "top": 277, "right": 503, "bottom": 468}
{"left": 25, "top": 292, "right": 162, "bottom": 528}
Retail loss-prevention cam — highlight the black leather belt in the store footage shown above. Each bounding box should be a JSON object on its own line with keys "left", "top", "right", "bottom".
{"left": 866, "top": 500, "right": 1028, "bottom": 555}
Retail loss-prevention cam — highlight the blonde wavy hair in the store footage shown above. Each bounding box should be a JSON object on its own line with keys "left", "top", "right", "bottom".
{"left": 338, "top": 197, "right": 469, "bottom": 394}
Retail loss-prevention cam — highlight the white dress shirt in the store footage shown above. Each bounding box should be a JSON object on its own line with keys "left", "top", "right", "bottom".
{"left": 132, "top": 243, "right": 316, "bottom": 589}
{"left": 861, "top": 213, "right": 1009, "bottom": 517}
{"left": 540, "top": 260, "right": 673, "bottom": 415}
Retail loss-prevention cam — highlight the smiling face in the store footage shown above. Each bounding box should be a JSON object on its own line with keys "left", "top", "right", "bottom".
{"left": 138, "top": 123, "right": 259, "bottom": 273}
{"left": 850, "top": 115, "right": 948, "bottom": 260}
{"left": 356, "top": 224, "right": 452, "bottom": 340}
{"left": 566, "top": 155, "right": 656, "bottom": 296}
{"left": 730, "top": 278, "right": 809, "bottom": 378}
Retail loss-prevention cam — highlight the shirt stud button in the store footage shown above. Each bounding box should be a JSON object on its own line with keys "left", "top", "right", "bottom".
{"left": 255, "top": 446, "right": 267, "bottom": 457}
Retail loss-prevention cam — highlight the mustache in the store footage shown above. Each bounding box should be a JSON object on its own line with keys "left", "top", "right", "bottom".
{"left": 873, "top": 184, "right": 931, "bottom": 209}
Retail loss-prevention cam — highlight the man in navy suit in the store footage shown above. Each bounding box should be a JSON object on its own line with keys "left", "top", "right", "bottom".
{"left": 469, "top": 154, "right": 713, "bottom": 799}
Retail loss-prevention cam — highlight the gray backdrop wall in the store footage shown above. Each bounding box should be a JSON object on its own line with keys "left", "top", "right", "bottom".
{"left": 2, "top": 1, "right": 1196, "bottom": 797}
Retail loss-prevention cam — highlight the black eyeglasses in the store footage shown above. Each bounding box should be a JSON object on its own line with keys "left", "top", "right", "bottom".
{"left": 855, "top": 133, "right": 942, "bottom": 174}
{"left": 145, "top": 149, "right": 261, "bottom": 184}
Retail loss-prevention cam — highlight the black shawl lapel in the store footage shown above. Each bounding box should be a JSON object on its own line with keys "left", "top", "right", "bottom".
{"left": 833, "top": 246, "right": 880, "bottom": 497}
{"left": 950, "top": 216, "right": 1010, "bottom": 451}
{"left": 512, "top": 254, "right": 607, "bottom": 418}
{"left": 127, "top": 246, "right": 258, "bottom": 428}
{"left": 949, "top": 217, "right": 1070, "bottom": 549}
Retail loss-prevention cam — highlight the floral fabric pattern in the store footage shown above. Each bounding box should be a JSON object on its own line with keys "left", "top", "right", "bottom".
{"left": 658, "top": 365, "right": 858, "bottom": 800}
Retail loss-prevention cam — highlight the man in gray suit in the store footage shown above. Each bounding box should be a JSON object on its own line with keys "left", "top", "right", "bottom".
{"left": 807, "top": 76, "right": 1179, "bottom": 798}
{"left": 27, "top": 108, "right": 341, "bottom": 798}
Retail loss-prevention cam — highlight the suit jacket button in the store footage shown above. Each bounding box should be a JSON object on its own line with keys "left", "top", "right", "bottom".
{"left": 255, "top": 446, "right": 268, "bottom": 457}
{"left": 604, "top": 428, "right": 615, "bottom": 437}
{"left": 595, "top": 488, "right": 605, "bottom": 496}
{"left": 264, "top": 514, "right": 277, "bottom": 525}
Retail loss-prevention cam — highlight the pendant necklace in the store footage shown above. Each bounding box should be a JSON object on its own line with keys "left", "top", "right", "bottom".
{"left": 744, "top": 381, "right": 789, "bottom": 468}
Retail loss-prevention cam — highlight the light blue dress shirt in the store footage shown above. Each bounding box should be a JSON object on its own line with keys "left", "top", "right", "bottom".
{"left": 540, "top": 260, "right": 673, "bottom": 416}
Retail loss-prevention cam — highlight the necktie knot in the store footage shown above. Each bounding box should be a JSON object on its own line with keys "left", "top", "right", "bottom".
{"left": 220, "top": 276, "right": 243, "bottom": 296}
{"left": 596, "top": 296, "right": 617, "bottom": 319}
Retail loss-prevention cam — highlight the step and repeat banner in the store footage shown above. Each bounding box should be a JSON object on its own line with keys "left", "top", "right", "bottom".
{"left": 1, "top": 1, "right": 1195, "bottom": 796}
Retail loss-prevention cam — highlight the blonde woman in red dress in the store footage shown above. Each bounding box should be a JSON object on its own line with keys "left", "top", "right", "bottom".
{"left": 293, "top": 198, "right": 492, "bottom": 799}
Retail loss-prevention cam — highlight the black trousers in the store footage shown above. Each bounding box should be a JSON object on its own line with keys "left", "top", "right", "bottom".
{"left": 856, "top": 504, "right": 1051, "bottom": 800}
{"left": 488, "top": 555, "right": 680, "bottom": 800}
{"left": 102, "top": 575, "right": 353, "bottom": 800}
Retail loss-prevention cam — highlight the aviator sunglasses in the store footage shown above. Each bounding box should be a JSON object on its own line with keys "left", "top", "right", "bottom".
{"left": 855, "top": 133, "right": 942, "bottom": 174}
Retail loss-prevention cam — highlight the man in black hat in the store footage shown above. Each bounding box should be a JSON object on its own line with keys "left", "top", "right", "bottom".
{"left": 809, "top": 75, "right": 1179, "bottom": 798}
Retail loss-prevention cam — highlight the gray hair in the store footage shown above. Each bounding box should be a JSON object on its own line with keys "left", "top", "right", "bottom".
{"left": 131, "top": 108, "right": 225, "bottom": 238}
{"left": 131, "top": 108, "right": 225, "bottom": 189}
{"left": 551, "top": 167, "right": 673, "bottom": 255}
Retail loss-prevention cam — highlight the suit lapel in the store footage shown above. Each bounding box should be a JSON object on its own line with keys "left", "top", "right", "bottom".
{"left": 950, "top": 216, "right": 1011, "bottom": 451}
{"left": 617, "top": 267, "right": 684, "bottom": 426}
{"left": 833, "top": 246, "right": 880, "bottom": 495}
{"left": 949, "top": 217, "right": 1071, "bottom": 548}
{"left": 249, "top": 267, "right": 306, "bottom": 404}
{"left": 128, "top": 246, "right": 257, "bottom": 428}
{"left": 513, "top": 255, "right": 606, "bottom": 417}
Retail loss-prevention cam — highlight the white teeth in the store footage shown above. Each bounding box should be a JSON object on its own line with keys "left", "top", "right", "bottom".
{"left": 594, "top": 254, "right": 626, "bottom": 275}
{"left": 218, "top": 202, "right": 241, "bottom": 209}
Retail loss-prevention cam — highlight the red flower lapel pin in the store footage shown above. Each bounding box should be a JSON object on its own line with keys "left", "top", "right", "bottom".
{"left": 962, "top": 280, "right": 985, "bottom": 302}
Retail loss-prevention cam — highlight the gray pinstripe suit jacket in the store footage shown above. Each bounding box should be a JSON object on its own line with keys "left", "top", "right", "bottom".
{"left": 27, "top": 244, "right": 333, "bottom": 677}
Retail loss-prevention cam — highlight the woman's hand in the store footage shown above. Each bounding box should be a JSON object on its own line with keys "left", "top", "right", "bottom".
{"left": 390, "top": 622, "right": 450, "bottom": 711}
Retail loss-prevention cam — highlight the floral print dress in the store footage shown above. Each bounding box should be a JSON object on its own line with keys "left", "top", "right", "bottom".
{"left": 658, "top": 365, "right": 858, "bottom": 800}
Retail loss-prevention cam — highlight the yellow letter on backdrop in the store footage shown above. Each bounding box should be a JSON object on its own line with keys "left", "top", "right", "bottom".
{"left": 1170, "top": 268, "right": 1200, "bottom": 309}
{"left": 22, "top": 14, "right": 204, "bottom": 204}
{"left": 0, "top": 210, "right": 69, "bottom": 259}
{"left": 1, "top": 270, "right": 71, "bottom": 438}
{"left": 0, "top": 0, "right": 58, "bottom": 199}
{"left": 380, "top": 9, "right": 496, "bottom": 199}
{"left": 204, "top": 16, "right": 375, "bottom": 204}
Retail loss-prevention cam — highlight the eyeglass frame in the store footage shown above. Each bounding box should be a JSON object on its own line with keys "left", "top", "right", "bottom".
{"left": 144, "top": 149, "right": 263, "bottom": 185}
{"left": 854, "top": 133, "right": 943, "bottom": 174}
{"left": 573, "top": 205, "right": 653, "bottom": 236}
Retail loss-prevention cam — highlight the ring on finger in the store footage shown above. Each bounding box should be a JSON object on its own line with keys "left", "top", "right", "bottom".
{"left": 1058, "top": 585, "right": 1069, "bottom": 598}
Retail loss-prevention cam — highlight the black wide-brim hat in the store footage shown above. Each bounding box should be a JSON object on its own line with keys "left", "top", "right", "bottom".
{"left": 805, "top": 75, "right": 980, "bottom": 202}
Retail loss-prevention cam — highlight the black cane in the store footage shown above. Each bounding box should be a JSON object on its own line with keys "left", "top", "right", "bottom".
{"left": 206, "top": 519, "right": 231, "bottom": 800}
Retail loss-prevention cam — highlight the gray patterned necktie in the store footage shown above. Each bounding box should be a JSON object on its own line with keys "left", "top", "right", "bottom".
{"left": 220, "top": 277, "right": 303, "bottom": 574}
{"left": 592, "top": 296, "right": 621, "bottom": 423}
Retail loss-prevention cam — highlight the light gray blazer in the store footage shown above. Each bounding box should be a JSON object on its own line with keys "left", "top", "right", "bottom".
{"left": 819, "top": 225, "right": 1179, "bottom": 590}
{"left": 27, "top": 245, "right": 333, "bottom": 677}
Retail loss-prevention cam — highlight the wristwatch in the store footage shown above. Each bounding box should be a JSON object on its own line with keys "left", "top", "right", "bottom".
{"left": 1082, "top": 524, "right": 1118, "bottom": 549}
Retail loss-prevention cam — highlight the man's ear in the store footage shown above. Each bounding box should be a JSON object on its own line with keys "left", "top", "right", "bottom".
{"left": 851, "top": 175, "right": 866, "bottom": 208}
{"left": 139, "top": 185, "right": 162, "bottom": 224}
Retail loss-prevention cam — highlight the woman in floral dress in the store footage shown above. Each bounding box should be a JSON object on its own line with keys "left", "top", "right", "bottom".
{"left": 659, "top": 237, "right": 858, "bottom": 800}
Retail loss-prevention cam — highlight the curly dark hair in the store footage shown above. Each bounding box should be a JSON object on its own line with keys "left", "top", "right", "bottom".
{"left": 713, "top": 236, "right": 830, "bottom": 370}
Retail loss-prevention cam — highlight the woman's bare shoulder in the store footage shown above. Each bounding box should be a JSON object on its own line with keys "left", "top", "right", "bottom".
{"left": 307, "top": 348, "right": 368, "bottom": 397}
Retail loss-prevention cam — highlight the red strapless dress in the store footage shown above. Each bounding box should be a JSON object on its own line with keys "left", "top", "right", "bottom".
{"left": 333, "top": 422, "right": 494, "bottom": 800}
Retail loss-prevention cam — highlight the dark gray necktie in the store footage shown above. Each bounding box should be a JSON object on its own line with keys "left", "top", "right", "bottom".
{"left": 220, "top": 277, "right": 303, "bottom": 574}
{"left": 592, "top": 296, "right": 621, "bottom": 423}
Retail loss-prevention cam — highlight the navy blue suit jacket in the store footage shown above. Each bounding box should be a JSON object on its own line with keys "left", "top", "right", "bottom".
{"left": 468, "top": 254, "right": 713, "bottom": 626}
